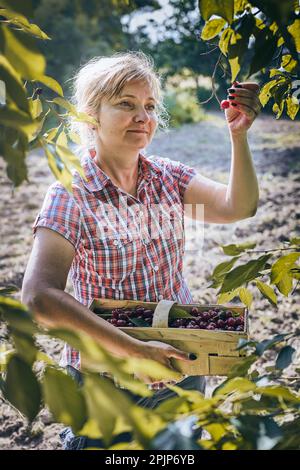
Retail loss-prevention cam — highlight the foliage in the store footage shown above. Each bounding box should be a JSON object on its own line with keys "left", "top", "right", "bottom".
{"left": 164, "top": 86, "right": 206, "bottom": 127}
{"left": 197, "top": 0, "right": 300, "bottom": 119}
{"left": 1, "top": 295, "right": 300, "bottom": 450}
{"left": 208, "top": 237, "right": 300, "bottom": 309}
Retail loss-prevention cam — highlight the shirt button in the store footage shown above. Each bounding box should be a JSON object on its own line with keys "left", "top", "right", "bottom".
{"left": 158, "top": 294, "right": 164, "bottom": 300}
{"left": 154, "top": 265, "right": 159, "bottom": 271}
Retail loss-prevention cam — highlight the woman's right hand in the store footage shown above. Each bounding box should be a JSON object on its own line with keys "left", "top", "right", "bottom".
{"left": 132, "top": 339, "right": 196, "bottom": 385}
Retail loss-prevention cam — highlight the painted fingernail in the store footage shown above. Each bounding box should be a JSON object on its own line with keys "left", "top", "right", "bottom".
{"left": 232, "top": 81, "right": 239, "bottom": 86}
{"left": 228, "top": 88, "right": 235, "bottom": 93}
{"left": 228, "top": 96, "right": 235, "bottom": 100}
{"left": 231, "top": 102, "right": 237, "bottom": 106}
{"left": 189, "top": 353, "right": 197, "bottom": 360}
{"left": 235, "top": 84, "right": 243, "bottom": 88}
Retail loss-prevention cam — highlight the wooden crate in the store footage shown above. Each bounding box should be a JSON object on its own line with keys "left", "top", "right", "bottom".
{"left": 89, "top": 298, "right": 249, "bottom": 376}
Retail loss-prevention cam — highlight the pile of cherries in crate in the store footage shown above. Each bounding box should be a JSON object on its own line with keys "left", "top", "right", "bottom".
{"left": 103, "top": 305, "right": 245, "bottom": 332}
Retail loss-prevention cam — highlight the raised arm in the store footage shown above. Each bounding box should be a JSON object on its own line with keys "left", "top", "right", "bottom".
{"left": 183, "top": 82, "right": 260, "bottom": 224}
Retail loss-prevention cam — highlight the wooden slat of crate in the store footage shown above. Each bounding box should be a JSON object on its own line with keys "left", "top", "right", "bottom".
{"left": 209, "top": 356, "right": 244, "bottom": 375}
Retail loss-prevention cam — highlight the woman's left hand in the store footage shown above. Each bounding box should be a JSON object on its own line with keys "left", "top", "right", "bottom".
{"left": 224, "top": 81, "right": 261, "bottom": 136}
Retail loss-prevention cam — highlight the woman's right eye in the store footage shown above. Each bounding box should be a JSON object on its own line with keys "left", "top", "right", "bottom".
{"left": 119, "top": 101, "right": 132, "bottom": 107}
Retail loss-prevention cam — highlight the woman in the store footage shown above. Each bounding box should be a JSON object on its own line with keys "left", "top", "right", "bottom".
{"left": 21, "top": 51, "right": 260, "bottom": 449}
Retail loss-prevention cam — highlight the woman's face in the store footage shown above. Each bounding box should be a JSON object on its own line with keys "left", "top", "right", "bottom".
{"left": 95, "top": 79, "right": 159, "bottom": 153}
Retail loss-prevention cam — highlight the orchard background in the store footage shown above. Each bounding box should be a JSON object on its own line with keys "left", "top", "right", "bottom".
{"left": 0, "top": 0, "right": 300, "bottom": 450}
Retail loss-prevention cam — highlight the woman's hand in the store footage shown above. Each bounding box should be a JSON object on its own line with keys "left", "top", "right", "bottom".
{"left": 223, "top": 81, "right": 261, "bottom": 136}
{"left": 132, "top": 340, "right": 195, "bottom": 387}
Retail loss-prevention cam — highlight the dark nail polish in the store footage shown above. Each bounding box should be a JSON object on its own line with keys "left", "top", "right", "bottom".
{"left": 228, "top": 96, "right": 235, "bottom": 100}
{"left": 231, "top": 102, "right": 237, "bottom": 106}
{"left": 228, "top": 88, "right": 235, "bottom": 93}
{"left": 235, "top": 84, "right": 243, "bottom": 88}
{"left": 189, "top": 353, "right": 197, "bottom": 360}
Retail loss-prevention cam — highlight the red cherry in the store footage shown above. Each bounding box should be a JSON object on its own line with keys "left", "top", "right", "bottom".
{"left": 116, "top": 320, "right": 127, "bottom": 327}
{"left": 227, "top": 317, "right": 236, "bottom": 327}
{"left": 221, "top": 100, "right": 230, "bottom": 109}
{"left": 217, "top": 319, "right": 226, "bottom": 329}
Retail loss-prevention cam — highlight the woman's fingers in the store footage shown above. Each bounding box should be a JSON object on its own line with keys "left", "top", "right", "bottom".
{"left": 229, "top": 102, "right": 259, "bottom": 119}
{"left": 166, "top": 346, "right": 197, "bottom": 362}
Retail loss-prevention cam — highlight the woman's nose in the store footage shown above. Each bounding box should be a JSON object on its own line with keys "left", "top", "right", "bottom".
{"left": 134, "top": 107, "right": 151, "bottom": 123}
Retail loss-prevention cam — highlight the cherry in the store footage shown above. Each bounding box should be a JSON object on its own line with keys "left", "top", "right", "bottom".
{"left": 227, "top": 317, "right": 236, "bottom": 327}
{"left": 217, "top": 319, "right": 226, "bottom": 329}
{"left": 221, "top": 100, "right": 230, "bottom": 109}
{"left": 191, "top": 307, "right": 199, "bottom": 315}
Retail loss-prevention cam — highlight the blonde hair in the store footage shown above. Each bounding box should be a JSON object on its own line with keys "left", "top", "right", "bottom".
{"left": 70, "top": 51, "right": 169, "bottom": 149}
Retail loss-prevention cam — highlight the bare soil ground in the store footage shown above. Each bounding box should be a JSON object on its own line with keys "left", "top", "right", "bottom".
{"left": 0, "top": 112, "right": 299, "bottom": 449}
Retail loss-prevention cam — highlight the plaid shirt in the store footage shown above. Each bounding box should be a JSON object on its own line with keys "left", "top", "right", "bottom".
{"left": 33, "top": 150, "right": 197, "bottom": 369}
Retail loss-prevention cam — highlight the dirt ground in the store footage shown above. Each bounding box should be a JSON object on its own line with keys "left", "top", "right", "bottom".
{"left": 0, "top": 111, "right": 299, "bottom": 449}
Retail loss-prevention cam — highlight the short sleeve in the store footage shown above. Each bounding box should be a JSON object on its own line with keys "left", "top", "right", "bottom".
{"left": 32, "top": 182, "right": 81, "bottom": 249}
{"left": 165, "top": 159, "right": 197, "bottom": 202}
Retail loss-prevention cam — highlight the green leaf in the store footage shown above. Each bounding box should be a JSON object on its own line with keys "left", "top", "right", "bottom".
{"left": 238, "top": 287, "right": 253, "bottom": 308}
{"left": 4, "top": 355, "right": 41, "bottom": 422}
{"left": 51, "top": 96, "right": 78, "bottom": 115}
{"left": 258, "top": 385, "right": 300, "bottom": 404}
{"left": 0, "top": 54, "right": 29, "bottom": 112}
{"left": 55, "top": 130, "right": 85, "bottom": 178}
{"left": 213, "top": 377, "right": 256, "bottom": 397}
{"left": 281, "top": 54, "right": 298, "bottom": 73}
{"left": 231, "top": 415, "right": 282, "bottom": 450}
{"left": 288, "top": 18, "right": 300, "bottom": 52}
{"left": 290, "top": 237, "right": 300, "bottom": 246}
{"left": 211, "top": 256, "right": 241, "bottom": 280}
{"left": 249, "top": 29, "right": 278, "bottom": 77}
{"left": 220, "top": 255, "right": 271, "bottom": 293}
{"left": 12, "top": 332, "right": 37, "bottom": 365}
{"left": 227, "top": 354, "right": 257, "bottom": 378}
{"left": 35, "top": 75, "right": 63, "bottom": 96}
{"left": 199, "top": 0, "right": 234, "bottom": 24}
{"left": 275, "top": 345, "right": 296, "bottom": 370}
{"left": 255, "top": 280, "right": 277, "bottom": 306}
{"left": 255, "top": 334, "right": 290, "bottom": 356}
{"left": 271, "top": 253, "right": 300, "bottom": 284}
{"left": 217, "top": 288, "right": 240, "bottom": 304}
{"left": 68, "top": 131, "right": 81, "bottom": 145}
{"left": 259, "top": 79, "right": 279, "bottom": 106}
{"left": 130, "top": 317, "right": 149, "bottom": 327}
{"left": 0, "top": 285, "right": 19, "bottom": 295}
{"left": 0, "top": 295, "right": 40, "bottom": 336}
{"left": 82, "top": 374, "right": 117, "bottom": 446}
{"left": 0, "top": 8, "right": 50, "bottom": 40}
{"left": 201, "top": 18, "right": 226, "bottom": 40}
{"left": 3, "top": 27, "right": 46, "bottom": 80}
{"left": 29, "top": 97, "right": 43, "bottom": 119}
{"left": 286, "top": 95, "right": 299, "bottom": 120}
{"left": 222, "top": 242, "right": 256, "bottom": 256}
{"left": 43, "top": 367, "right": 87, "bottom": 432}
{"left": 276, "top": 272, "right": 293, "bottom": 296}
{"left": 169, "top": 306, "right": 192, "bottom": 319}
{"left": 219, "top": 27, "right": 235, "bottom": 55}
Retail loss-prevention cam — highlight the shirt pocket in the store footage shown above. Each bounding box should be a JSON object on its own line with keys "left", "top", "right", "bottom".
{"left": 93, "top": 237, "right": 140, "bottom": 281}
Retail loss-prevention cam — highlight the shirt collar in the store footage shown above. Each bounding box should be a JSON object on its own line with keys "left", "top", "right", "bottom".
{"left": 80, "top": 149, "right": 162, "bottom": 193}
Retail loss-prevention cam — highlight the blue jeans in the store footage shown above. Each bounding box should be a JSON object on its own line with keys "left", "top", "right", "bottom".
{"left": 60, "top": 366, "right": 206, "bottom": 450}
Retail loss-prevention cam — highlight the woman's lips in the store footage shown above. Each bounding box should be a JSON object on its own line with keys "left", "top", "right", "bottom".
{"left": 127, "top": 130, "right": 148, "bottom": 134}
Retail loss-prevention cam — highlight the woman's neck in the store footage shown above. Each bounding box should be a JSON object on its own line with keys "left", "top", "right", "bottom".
{"left": 94, "top": 146, "right": 140, "bottom": 196}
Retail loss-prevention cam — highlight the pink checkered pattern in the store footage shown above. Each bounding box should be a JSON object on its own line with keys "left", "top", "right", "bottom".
{"left": 33, "top": 151, "right": 197, "bottom": 368}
